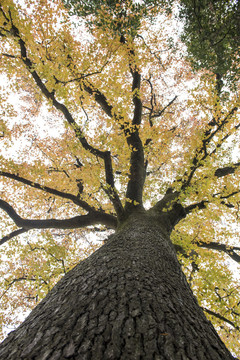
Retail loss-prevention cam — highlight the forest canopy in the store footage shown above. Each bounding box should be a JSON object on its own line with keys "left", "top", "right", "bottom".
{"left": 0, "top": 0, "right": 239, "bottom": 355}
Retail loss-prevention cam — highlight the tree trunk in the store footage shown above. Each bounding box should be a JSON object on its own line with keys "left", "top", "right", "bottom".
{"left": 0, "top": 214, "right": 235, "bottom": 359}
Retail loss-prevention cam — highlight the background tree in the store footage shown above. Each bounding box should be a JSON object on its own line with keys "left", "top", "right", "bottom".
{"left": 179, "top": 0, "right": 240, "bottom": 88}
{"left": 0, "top": 0, "right": 239, "bottom": 358}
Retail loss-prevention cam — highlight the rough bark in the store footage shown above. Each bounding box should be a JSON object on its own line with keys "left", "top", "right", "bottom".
{"left": 0, "top": 213, "right": 235, "bottom": 359}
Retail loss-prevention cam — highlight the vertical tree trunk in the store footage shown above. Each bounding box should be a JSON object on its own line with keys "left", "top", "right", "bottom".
{"left": 0, "top": 214, "right": 235, "bottom": 359}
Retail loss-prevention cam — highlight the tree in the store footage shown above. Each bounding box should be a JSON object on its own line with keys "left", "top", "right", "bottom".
{"left": 0, "top": 0, "right": 239, "bottom": 358}
{"left": 179, "top": 0, "right": 240, "bottom": 86}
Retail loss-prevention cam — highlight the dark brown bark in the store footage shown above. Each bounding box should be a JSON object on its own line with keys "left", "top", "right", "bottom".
{"left": 0, "top": 213, "right": 235, "bottom": 359}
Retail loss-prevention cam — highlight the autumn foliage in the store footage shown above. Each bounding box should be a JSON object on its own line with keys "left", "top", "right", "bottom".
{"left": 0, "top": 0, "right": 239, "bottom": 355}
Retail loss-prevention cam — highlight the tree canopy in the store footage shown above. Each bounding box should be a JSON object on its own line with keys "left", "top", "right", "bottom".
{"left": 64, "top": 0, "right": 173, "bottom": 36}
{"left": 0, "top": 0, "right": 239, "bottom": 355}
{"left": 179, "top": 0, "right": 240, "bottom": 86}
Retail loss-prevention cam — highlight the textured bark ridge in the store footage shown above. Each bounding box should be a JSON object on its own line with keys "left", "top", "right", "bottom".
{"left": 0, "top": 215, "right": 234, "bottom": 359}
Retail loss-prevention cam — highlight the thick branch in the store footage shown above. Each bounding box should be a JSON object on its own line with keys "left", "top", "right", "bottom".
{"left": 83, "top": 82, "right": 113, "bottom": 118}
{"left": 132, "top": 71, "right": 142, "bottom": 126}
{"left": 0, "top": 199, "right": 117, "bottom": 236}
{"left": 125, "top": 127, "right": 144, "bottom": 213}
{"left": 84, "top": 79, "right": 145, "bottom": 209}
{"left": 79, "top": 39, "right": 146, "bottom": 212}
{"left": 124, "top": 68, "right": 145, "bottom": 211}
{"left": 105, "top": 37, "right": 145, "bottom": 212}
{"left": 196, "top": 240, "right": 240, "bottom": 264}
{"left": 84, "top": 76, "right": 146, "bottom": 211}
{"left": 124, "top": 132, "right": 145, "bottom": 211}
{"left": 84, "top": 76, "right": 145, "bottom": 212}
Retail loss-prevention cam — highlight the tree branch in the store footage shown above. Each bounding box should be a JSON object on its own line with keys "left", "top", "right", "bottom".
{"left": 151, "top": 95, "right": 178, "bottom": 120}
{"left": 132, "top": 70, "right": 142, "bottom": 126}
{"left": 85, "top": 75, "right": 146, "bottom": 211}
{"left": 0, "top": 199, "right": 117, "bottom": 240}
{"left": 202, "top": 307, "right": 240, "bottom": 331}
{"left": 72, "top": 33, "right": 147, "bottom": 213}
{"left": 124, "top": 123, "right": 145, "bottom": 212}
{"left": 82, "top": 82, "right": 113, "bottom": 118}
{"left": 0, "top": 228, "right": 29, "bottom": 246}
{"left": 184, "top": 187, "right": 240, "bottom": 217}
{"left": 0, "top": 170, "right": 94, "bottom": 212}
{"left": 83, "top": 41, "right": 146, "bottom": 212}
{"left": 196, "top": 240, "right": 240, "bottom": 264}
{"left": 124, "top": 44, "right": 145, "bottom": 212}
{"left": 83, "top": 72, "right": 146, "bottom": 211}
{"left": 184, "top": 200, "right": 208, "bottom": 214}
{"left": 86, "top": 84, "right": 146, "bottom": 212}
{"left": 1, "top": 53, "right": 17, "bottom": 59}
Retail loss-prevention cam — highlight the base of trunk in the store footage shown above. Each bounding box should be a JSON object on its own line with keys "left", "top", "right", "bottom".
{"left": 0, "top": 215, "right": 234, "bottom": 359}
